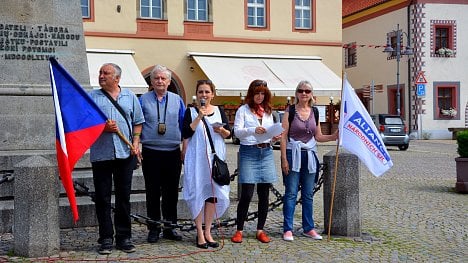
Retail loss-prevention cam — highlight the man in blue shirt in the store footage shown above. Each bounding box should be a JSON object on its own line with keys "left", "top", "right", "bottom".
{"left": 140, "top": 65, "right": 186, "bottom": 243}
{"left": 89, "top": 63, "right": 144, "bottom": 254}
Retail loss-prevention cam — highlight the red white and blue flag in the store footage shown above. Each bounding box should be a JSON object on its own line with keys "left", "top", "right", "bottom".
{"left": 49, "top": 57, "right": 107, "bottom": 222}
{"left": 339, "top": 76, "right": 393, "bottom": 177}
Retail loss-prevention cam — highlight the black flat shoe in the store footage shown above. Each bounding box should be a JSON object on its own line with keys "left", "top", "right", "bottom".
{"left": 206, "top": 241, "right": 219, "bottom": 248}
{"left": 204, "top": 234, "right": 219, "bottom": 248}
{"left": 196, "top": 236, "right": 209, "bottom": 249}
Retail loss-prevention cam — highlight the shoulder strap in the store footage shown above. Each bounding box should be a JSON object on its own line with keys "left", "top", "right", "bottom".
{"left": 312, "top": 106, "right": 319, "bottom": 125}
{"left": 288, "top": 104, "right": 295, "bottom": 127}
{"left": 201, "top": 117, "right": 216, "bottom": 154}
{"left": 287, "top": 104, "right": 295, "bottom": 141}
{"left": 100, "top": 89, "right": 132, "bottom": 138}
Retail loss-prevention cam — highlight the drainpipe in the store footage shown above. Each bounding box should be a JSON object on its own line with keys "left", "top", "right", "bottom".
{"left": 407, "top": 0, "right": 413, "bottom": 136}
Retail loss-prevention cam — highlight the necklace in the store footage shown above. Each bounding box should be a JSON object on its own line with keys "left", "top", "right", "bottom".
{"left": 295, "top": 110, "right": 311, "bottom": 134}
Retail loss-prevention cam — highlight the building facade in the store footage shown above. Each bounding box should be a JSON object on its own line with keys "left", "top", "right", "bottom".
{"left": 81, "top": 0, "right": 343, "bottom": 107}
{"left": 343, "top": 0, "right": 467, "bottom": 139}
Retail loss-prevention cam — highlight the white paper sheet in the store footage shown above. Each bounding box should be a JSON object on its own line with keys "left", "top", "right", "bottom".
{"left": 254, "top": 123, "right": 284, "bottom": 142}
{"left": 211, "top": 122, "right": 226, "bottom": 128}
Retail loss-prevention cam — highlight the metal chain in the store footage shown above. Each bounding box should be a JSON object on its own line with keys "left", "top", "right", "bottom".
{"left": 73, "top": 163, "right": 326, "bottom": 232}
{"left": 0, "top": 170, "right": 14, "bottom": 185}
{"left": 2, "top": 161, "right": 325, "bottom": 231}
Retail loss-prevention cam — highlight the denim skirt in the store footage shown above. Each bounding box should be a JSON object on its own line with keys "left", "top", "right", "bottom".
{"left": 238, "top": 144, "right": 278, "bottom": 184}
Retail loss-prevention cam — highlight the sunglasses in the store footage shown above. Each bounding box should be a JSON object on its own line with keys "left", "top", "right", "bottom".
{"left": 296, "top": 89, "right": 312, "bottom": 94}
{"left": 253, "top": 80, "right": 267, "bottom": 87}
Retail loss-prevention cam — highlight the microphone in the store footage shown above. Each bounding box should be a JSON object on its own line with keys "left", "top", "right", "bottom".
{"left": 200, "top": 99, "right": 206, "bottom": 107}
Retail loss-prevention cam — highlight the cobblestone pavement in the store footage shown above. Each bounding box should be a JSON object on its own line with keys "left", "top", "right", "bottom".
{"left": 0, "top": 140, "right": 466, "bottom": 262}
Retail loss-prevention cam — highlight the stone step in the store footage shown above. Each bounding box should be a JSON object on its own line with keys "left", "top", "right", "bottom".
{"left": 0, "top": 192, "right": 194, "bottom": 232}
{"left": 1, "top": 169, "right": 147, "bottom": 199}
{"left": 0, "top": 151, "right": 232, "bottom": 233}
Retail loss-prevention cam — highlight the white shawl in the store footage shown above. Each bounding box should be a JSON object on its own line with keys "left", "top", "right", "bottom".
{"left": 287, "top": 137, "right": 318, "bottom": 173}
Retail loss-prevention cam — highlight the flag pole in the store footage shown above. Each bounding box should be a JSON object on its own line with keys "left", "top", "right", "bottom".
{"left": 111, "top": 121, "right": 141, "bottom": 165}
{"left": 116, "top": 130, "right": 135, "bottom": 151}
{"left": 327, "top": 72, "right": 345, "bottom": 241}
{"left": 106, "top": 119, "right": 135, "bottom": 151}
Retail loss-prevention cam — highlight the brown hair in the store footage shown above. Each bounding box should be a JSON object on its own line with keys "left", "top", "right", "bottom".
{"left": 245, "top": 79, "right": 272, "bottom": 114}
{"left": 195, "top": 79, "right": 215, "bottom": 93}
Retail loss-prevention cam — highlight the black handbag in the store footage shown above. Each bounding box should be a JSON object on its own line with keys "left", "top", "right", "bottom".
{"left": 201, "top": 117, "right": 231, "bottom": 186}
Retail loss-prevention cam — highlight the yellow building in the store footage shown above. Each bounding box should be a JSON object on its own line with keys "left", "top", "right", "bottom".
{"left": 81, "top": 0, "right": 342, "bottom": 106}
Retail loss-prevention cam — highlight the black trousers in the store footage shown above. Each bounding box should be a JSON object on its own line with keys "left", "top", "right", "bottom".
{"left": 142, "top": 147, "right": 182, "bottom": 231}
{"left": 92, "top": 156, "right": 134, "bottom": 242}
{"left": 236, "top": 183, "right": 271, "bottom": 231}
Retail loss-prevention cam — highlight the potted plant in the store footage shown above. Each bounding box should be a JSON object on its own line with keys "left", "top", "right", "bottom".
{"left": 455, "top": 130, "right": 468, "bottom": 193}
{"left": 445, "top": 48, "right": 454, "bottom": 56}
{"left": 437, "top": 48, "right": 446, "bottom": 56}
{"left": 221, "top": 101, "right": 240, "bottom": 110}
{"left": 441, "top": 107, "right": 457, "bottom": 118}
{"left": 273, "top": 102, "right": 286, "bottom": 110}
{"left": 437, "top": 47, "right": 454, "bottom": 57}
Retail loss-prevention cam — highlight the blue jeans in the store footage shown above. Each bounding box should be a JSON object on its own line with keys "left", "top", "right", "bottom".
{"left": 238, "top": 144, "right": 277, "bottom": 184}
{"left": 282, "top": 149, "right": 319, "bottom": 233}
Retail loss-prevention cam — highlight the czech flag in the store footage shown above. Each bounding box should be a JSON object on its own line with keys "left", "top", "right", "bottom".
{"left": 49, "top": 57, "right": 107, "bottom": 222}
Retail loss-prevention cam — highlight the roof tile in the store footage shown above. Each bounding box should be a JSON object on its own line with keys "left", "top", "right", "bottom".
{"left": 343, "top": 0, "right": 390, "bottom": 17}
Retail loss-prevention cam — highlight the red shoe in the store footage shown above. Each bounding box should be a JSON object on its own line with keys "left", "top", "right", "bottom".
{"left": 256, "top": 231, "right": 271, "bottom": 243}
{"left": 231, "top": 231, "right": 243, "bottom": 243}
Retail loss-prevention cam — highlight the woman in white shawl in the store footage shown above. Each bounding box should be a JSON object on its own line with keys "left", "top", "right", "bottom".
{"left": 182, "top": 80, "right": 231, "bottom": 249}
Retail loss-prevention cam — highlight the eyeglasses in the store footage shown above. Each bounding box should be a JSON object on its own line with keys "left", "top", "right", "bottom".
{"left": 296, "top": 89, "right": 312, "bottom": 94}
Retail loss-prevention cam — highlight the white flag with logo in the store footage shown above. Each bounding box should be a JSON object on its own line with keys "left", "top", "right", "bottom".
{"left": 339, "top": 77, "right": 393, "bottom": 176}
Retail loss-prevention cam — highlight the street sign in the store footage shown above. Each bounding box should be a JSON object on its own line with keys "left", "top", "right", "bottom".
{"left": 415, "top": 71, "right": 427, "bottom": 84}
{"left": 417, "top": 84, "right": 426, "bottom": 97}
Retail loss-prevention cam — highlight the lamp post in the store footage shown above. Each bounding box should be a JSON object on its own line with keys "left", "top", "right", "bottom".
{"left": 192, "top": 95, "right": 197, "bottom": 106}
{"left": 383, "top": 24, "right": 413, "bottom": 116}
{"left": 329, "top": 96, "right": 334, "bottom": 133}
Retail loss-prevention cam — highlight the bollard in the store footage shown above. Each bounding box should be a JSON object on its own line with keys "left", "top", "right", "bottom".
{"left": 323, "top": 150, "right": 361, "bottom": 237}
{"left": 13, "top": 155, "right": 59, "bottom": 257}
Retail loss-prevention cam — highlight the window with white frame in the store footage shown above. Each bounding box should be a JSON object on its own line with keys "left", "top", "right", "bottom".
{"left": 140, "top": 0, "right": 163, "bottom": 19}
{"left": 294, "top": 0, "right": 311, "bottom": 29}
{"left": 187, "top": 0, "right": 208, "bottom": 22}
{"left": 81, "top": 0, "right": 90, "bottom": 18}
{"left": 247, "top": 0, "right": 266, "bottom": 27}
